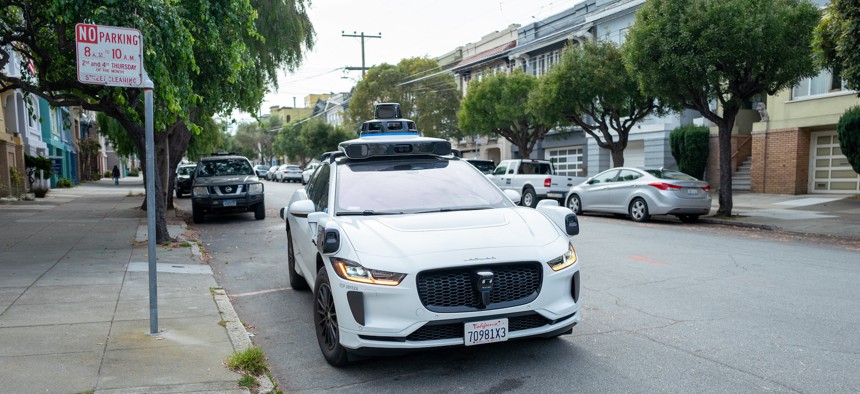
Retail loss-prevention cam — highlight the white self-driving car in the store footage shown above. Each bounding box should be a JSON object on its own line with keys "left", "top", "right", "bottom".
{"left": 280, "top": 103, "right": 581, "bottom": 366}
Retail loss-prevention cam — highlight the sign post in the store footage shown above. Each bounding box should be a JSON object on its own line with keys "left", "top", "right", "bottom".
{"left": 76, "top": 23, "right": 159, "bottom": 334}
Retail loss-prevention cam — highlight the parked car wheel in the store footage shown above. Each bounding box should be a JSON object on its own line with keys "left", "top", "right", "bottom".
{"left": 287, "top": 228, "right": 309, "bottom": 291}
{"left": 175, "top": 189, "right": 183, "bottom": 198}
{"left": 254, "top": 202, "right": 265, "bottom": 220}
{"left": 628, "top": 198, "right": 651, "bottom": 222}
{"left": 521, "top": 187, "right": 537, "bottom": 208}
{"left": 677, "top": 214, "right": 700, "bottom": 223}
{"left": 314, "top": 267, "right": 350, "bottom": 366}
{"left": 567, "top": 194, "right": 582, "bottom": 215}
{"left": 192, "top": 204, "right": 205, "bottom": 224}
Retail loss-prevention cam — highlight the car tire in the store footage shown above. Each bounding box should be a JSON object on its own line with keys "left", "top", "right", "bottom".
{"left": 678, "top": 214, "right": 700, "bottom": 223}
{"left": 175, "top": 189, "right": 182, "bottom": 198}
{"left": 567, "top": 194, "right": 582, "bottom": 215}
{"left": 629, "top": 198, "right": 651, "bottom": 222}
{"left": 287, "top": 228, "right": 309, "bottom": 291}
{"left": 254, "top": 202, "right": 265, "bottom": 220}
{"left": 314, "top": 267, "right": 350, "bottom": 367}
{"left": 192, "top": 204, "right": 204, "bottom": 224}
{"left": 521, "top": 187, "right": 538, "bottom": 208}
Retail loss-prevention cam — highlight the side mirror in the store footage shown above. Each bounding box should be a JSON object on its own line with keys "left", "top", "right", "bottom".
{"left": 288, "top": 200, "right": 315, "bottom": 218}
{"left": 316, "top": 226, "right": 340, "bottom": 254}
{"left": 504, "top": 189, "right": 521, "bottom": 205}
{"left": 565, "top": 213, "right": 580, "bottom": 236}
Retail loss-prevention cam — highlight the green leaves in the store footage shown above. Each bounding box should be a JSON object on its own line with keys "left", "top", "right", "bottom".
{"left": 814, "top": 0, "right": 860, "bottom": 93}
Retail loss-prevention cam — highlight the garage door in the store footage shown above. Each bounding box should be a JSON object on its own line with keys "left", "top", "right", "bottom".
{"left": 546, "top": 146, "right": 584, "bottom": 176}
{"left": 624, "top": 140, "right": 645, "bottom": 168}
{"left": 810, "top": 131, "right": 860, "bottom": 193}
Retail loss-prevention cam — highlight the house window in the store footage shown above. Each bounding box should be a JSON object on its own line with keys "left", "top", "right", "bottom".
{"left": 792, "top": 69, "right": 845, "bottom": 99}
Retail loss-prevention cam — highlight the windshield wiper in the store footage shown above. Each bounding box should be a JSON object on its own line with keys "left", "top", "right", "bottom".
{"left": 337, "top": 210, "right": 403, "bottom": 216}
{"left": 414, "top": 207, "right": 493, "bottom": 214}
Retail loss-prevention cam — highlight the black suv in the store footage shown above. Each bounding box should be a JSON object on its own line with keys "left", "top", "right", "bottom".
{"left": 191, "top": 153, "right": 265, "bottom": 223}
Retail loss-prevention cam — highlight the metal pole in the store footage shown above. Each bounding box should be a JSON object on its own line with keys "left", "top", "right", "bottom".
{"left": 360, "top": 32, "right": 366, "bottom": 77}
{"left": 144, "top": 77, "right": 158, "bottom": 335}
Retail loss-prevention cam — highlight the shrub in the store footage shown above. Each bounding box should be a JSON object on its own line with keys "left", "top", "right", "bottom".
{"left": 127, "top": 168, "right": 140, "bottom": 177}
{"left": 91, "top": 171, "right": 102, "bottom": 180}
{"left": 669, "top": 125, "right": 710, "bottom": 180}
{"left": 57, "top": 178, "right": 74, "bottom": 188}
{"left": 837, "top": 106, "right": 860, "bottom": 175}
{"left": 104, "top": 170, "right": 113, "bottom": 178}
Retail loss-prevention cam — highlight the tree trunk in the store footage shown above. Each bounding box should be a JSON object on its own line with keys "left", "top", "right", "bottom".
{"left": 610, "top": 144, "right": 625, "bottom": 167}
{"left": 166, "top": 122, "right": 193, "bottom": 209}
{"left": 716, "top": 112, "right": 738, "bottom": 217}
{"left": 129, "top": 126, "right": 172, "bottom": 243}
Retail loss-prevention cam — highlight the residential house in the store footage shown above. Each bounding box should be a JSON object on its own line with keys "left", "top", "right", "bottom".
{"left": 450, "top": 24, "right": 520, "bottom": 164}
{"left": 1, "top": 46, "right": 28, "bottom": 197}
{"left": 748, "top": 65, "right": 859, "bottom": 195}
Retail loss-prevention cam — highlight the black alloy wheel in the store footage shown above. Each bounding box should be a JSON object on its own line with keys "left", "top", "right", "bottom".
{"left": 314, "top": 267, "right": 349, "bottom": 366}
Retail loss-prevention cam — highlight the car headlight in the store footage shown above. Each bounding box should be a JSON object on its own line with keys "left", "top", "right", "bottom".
{"left": 248, "top": 183, "right": 263, "bottom": 193}
{"left": 547, "top": 243, "right": 577, "bottom": 271}
{"left": 193, "top": 186, "right": 209, "bottom": 196}
{"left": 331, "top": 258, "right": 406, "bottom": 286}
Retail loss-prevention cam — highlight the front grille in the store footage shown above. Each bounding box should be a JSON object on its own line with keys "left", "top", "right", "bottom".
{"left": 405, "top": 313, "right": 551, "bottom": 341}
{"left": 214, "top": 185, "right": 243, "bottom": 195}
{"left": 417, "top": 262, "right": 542, "bottom": 312}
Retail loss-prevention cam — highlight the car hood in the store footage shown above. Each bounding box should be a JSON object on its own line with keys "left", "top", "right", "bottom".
{"left": 193, "top": 175, "right": 258, "bottom": 186}
{"left": 337, "top": 208, "right": 561, "bottom": 260}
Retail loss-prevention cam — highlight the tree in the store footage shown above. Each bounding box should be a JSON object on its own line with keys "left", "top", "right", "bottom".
{"left": 1, "top": 1, "right": 314, "bottom": 242}
{"left": 349, "top": 58, "right": 462, "bottom": 139}
{"left": 275, "top": 121, "right": 310, "bottom": 165}
{"left": 814, "top": 0, "right": 860, "bottom": 93}
{"left": 837, "top": 106, "right": 860, "bottom": 175}
{"left": 623, "top": 0, "right": 821, "bottom": 216}
{"left": 458, "top": 71, "right": 551, "bottom": 159}
{"left": 532, "top": 40, "right": 661, "bottom": 167}
{"left": 300, "top": 119, "right": 355, "bottom": 161}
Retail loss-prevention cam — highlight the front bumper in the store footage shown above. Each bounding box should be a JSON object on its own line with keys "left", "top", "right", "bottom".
{"left": 192, "top": 193, "right": 263, "bottom": 212}
{"left": 329, "top": 260, "right": 581, "bottom": 351}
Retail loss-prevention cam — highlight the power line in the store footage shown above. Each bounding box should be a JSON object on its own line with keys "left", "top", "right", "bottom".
{"left": 341, "top": 31, "right": 382, "bottom": 77}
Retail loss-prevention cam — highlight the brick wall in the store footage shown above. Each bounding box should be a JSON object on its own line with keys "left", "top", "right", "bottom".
{"left": 750, "top": 128, "right": 810, "bottom": 194}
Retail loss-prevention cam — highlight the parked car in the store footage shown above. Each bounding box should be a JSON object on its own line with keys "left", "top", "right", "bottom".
{"left": 301, "top": 162, "right": 319, "bottom": 184}
{"left": 465, "top": 159, "right": 495, "bottom": 175}
{"left": 280, "top": 103, "right": 581, "bottom": 366}
{"left": 278, "top": 164, "right": 302, "bottom": 183}
{"left": 267, "top": 166, "right": 279, "bottom": 181}
{"left": 254, "top": 164, "right": 270, "bottom": 178}
{"left": 174, "top": 164, "right": 197, "bottom": 198}
{"left": 565, "top": 167, "right": 711, "bottom": 223}
{"left": 191, "top": 153, "right": 265, "bottom": 223}
{"left": 488, "top": 159, "right": 586, "bottom": 208}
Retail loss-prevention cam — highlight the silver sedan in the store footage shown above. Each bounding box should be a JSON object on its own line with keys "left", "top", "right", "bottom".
{"left": 565, "top": 167, "right": 712, "bottom": 223}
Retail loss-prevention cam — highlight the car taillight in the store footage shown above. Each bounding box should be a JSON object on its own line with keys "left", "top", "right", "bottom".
{"left": 648, "top": 182, "right": 682, "bottom": 191}
{"left": 702, "top": 185, "right": 710, "bottom": 191}
{"left": 544, "top": 177, "right": 552, "bottom": 188}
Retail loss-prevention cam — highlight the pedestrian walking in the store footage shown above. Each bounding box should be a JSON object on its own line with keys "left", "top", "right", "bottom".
{"left": 112, "top": 165, "right": 120, "bottom": 185}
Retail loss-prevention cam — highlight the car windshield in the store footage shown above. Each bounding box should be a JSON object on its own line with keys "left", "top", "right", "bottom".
{"left": 468, "top": 160, "right": 495, "bottom": 174}
{"left": 644, "top": 169, "right": 699, "bottom": 181}
{"left": 256, "top": 165, "right": 268, "bottom": 171}
{"left": 177, "top": 166, "right": 195, "bottom": 176}
{"left": 197, "top": 159, "right": 254, "bottom": 177}
{"left": 335, "top": 158, "right": 511, "bottom": 214}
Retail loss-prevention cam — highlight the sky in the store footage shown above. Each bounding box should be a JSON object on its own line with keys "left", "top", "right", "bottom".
{"left": 233, "top": 0, "right": 583, "bottom": 121}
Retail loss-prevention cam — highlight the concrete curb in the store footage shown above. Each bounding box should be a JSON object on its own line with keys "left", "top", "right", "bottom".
{"left": 212, "top": 288, "right": 276, "bottom": 393}
{"left": 699, "top": 217, "right": 779, "bottom": 231}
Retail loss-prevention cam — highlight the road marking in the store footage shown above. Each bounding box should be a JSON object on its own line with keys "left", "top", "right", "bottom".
{"left": 230, "top": 287, "right": 290, "bottom": 298}
{"left": 629, "top": 255, "right": 667, "bottom": 266}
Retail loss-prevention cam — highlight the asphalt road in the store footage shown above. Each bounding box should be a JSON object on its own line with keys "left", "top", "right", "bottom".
{"left": 181, "top": 182, "right": 860, "bottom": 393}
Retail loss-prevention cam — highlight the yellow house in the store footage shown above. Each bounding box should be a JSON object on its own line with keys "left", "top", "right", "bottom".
{"left": 750, "top": 69, "right": 860, "bottom": 194}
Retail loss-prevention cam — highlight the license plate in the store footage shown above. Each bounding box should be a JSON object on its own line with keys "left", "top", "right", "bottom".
{"left": 547, "top": 192, "right": 562, "bottom": 198}
{"left": 223, "top": 199, "right": 237, "bottom": 207}
{"left": 686, "top": 188, "right": 698, "bottom": 195}
{"left": 464, "top": 318, "right": 508, "bottom": 346}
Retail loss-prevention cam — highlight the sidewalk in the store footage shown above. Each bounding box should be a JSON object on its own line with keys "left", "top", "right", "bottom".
{"left": 0, "top": 178, "right": 258, "bottom": 393}
{"left": 702, "top": 192, "right": 860, "bottom": 240}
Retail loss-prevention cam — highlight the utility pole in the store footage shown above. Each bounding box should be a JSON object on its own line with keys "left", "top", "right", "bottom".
{"left": 341, "top": 31, "right": 382, "bottom": 77}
